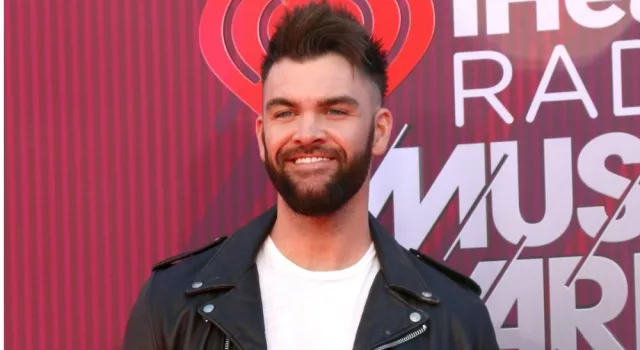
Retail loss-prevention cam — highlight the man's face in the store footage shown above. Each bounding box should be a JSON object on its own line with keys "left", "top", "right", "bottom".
{"left": 256, "top": 53, "right": 392, "bottom": 217}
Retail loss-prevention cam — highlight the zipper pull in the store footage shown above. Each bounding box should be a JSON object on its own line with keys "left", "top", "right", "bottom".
{"left": 371, "top": 324, "right": 428, "bottom": 350}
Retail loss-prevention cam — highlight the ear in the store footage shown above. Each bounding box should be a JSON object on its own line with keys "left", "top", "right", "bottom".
{"left": 255, "top": 115, "right": 266, "bottom": 162}
{"left": 371, "top": 108, "right": 393, "bottom": 156}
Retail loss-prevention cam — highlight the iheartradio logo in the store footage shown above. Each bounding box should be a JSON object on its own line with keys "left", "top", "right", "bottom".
{"left": 199, "top": 0, "right": 436, "bottom": 115}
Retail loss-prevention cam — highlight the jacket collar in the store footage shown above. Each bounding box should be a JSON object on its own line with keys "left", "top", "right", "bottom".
{"left": 187, "top": 205, "right": 439, "bottom": 303}
{"left": 188, "top": 206, "right": 440, "bottom": 350}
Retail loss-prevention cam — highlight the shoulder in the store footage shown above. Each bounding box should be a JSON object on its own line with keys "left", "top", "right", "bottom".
{"left": 135, "top": 235, "right": 229, "bottom": 307}
{"left": 123, "top": 236, "right": 229, "bottom": 348}
{"left": 142, "top": 236, "right": 229, "bottom": 298}
{"left": 407, "top": 248, "right": 482, "bottom": 297}
{"left": 152, "top": 236, "right": 228, "bottom": 272}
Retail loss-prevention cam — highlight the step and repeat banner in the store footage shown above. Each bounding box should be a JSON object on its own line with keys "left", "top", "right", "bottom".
{"left": 5, "top": 0, "right": 640, "bottom": 349}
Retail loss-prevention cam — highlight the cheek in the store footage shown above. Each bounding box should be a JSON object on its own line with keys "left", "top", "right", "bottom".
{"left": 327, "top": 134, "right": 362, "bottom": 161}
{"left": 263, "top": 129, "right": 290, "bottom": 158}
{"left": 334, "top": 122, "right": 372, "bottom": 150}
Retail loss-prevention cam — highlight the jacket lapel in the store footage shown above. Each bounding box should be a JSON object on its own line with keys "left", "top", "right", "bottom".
{"left": 187, "top": 208, "right": 277, "bottom": 350}
{"left": 352, "top": 273, "right": 430, "bottom": 350}
{"left": 351, "top": 215, "right": 440, "bottom": 350}
{"left": 197, "top": 265, "right": 267, "bottom": 350}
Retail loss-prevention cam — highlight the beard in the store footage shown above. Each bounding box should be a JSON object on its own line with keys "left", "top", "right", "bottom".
{"left": 263, "top": 125, "right": 374, "bottom": 217}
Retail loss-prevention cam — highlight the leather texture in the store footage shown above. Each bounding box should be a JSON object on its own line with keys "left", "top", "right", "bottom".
{"left": 121, "top": 206, "right": 499, "bottom": 350}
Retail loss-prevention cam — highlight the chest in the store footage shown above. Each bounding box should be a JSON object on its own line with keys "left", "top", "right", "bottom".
{"left": 258, "top": 267, "right": 379, "bottom": 350}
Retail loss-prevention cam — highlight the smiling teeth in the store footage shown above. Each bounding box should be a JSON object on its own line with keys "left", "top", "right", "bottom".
{"left": 295, "top": 157, "right": 330, "bottom": 164}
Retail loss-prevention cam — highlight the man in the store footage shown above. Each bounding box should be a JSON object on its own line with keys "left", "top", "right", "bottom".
{"left": 122, "top": 2, "right": 499, "bottom": 349}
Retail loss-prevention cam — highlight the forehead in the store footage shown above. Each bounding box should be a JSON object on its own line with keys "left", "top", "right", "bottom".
{"left": 262, "top": 53, "right": 374, "bottom": 106}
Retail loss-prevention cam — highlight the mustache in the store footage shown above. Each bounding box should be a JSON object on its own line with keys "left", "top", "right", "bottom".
{"left": 277, "top": 145, "right": 344, "bottom": 162}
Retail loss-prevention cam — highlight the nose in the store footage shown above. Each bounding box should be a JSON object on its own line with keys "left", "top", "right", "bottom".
{"left": 291, "top": 114, "right": 326, "bottom": 146}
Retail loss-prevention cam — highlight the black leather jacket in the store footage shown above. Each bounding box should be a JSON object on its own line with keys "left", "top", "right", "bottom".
{"left": 122, "top": 207, "right": 499, "bottom": 349}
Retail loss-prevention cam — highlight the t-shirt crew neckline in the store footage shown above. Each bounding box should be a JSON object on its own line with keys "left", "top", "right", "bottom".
{"left": 262, "top": 235, "right": 377, "bottom": 281}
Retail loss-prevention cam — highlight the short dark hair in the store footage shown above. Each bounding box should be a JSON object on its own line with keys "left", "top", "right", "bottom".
{"left": 260, "top": 1, "right": 388, "bottom": 101}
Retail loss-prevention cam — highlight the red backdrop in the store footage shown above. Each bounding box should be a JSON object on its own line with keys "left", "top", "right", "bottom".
{"left": 5, "top": 1, "right": 640, "bottom": 349}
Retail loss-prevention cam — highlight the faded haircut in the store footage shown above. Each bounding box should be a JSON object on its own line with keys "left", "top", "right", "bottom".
{"left": 260, "top": 0, "right": 388, "bottom": 102}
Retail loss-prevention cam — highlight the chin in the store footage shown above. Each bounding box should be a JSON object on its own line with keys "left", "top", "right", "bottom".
{"left": 281, "top": 190, "right": 340, "bottom": 216}
{"left": 292, "top": 188, "right": 331, "bottom": 202}
{"left": 289, "top": 177, "right": 332, "bottom": 191}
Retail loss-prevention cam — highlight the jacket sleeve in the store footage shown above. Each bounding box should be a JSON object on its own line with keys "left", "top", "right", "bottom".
{"left": 475, "top": 300, "right": 500, "bottom": 350}
{"left": 121, "top": 274, "right": 163, "bottom": 350}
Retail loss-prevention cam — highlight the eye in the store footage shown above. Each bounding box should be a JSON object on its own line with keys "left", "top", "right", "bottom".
{"left": 274, "top": 110, "right": 294, "bottom": 118}
{"left": 326, "top": 109, "right": 347, "bottom": 116}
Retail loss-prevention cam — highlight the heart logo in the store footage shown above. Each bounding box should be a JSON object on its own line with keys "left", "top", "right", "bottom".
{"left": 199, "top": 0, "right": 435, "bottom": 115}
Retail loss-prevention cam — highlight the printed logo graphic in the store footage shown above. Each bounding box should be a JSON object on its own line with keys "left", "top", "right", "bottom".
{"left": 199, "top": 0, "right": 435, "bottom": 115}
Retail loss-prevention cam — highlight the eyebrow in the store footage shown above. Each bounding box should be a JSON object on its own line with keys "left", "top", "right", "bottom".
{"left": 264, "top": 95, "right": 360, "bottom": 111}
{"left": 265, "top": 97, "right": 296, "bottom": 111}
{"left": 317, "top": 95, "right": 359, "bottom": 108}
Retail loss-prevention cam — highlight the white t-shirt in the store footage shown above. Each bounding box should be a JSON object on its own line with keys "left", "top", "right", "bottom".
{"left": 256, "top": 235, "right": 381, "bottom": 350}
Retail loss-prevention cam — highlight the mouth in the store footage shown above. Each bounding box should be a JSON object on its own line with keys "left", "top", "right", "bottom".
{"left": 291, "top": 156, "right": 333, "bottom": 164}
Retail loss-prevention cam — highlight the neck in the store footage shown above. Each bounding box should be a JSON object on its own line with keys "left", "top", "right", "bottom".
{"left": 269, "top": 186, "right": 373, "bottom": 272}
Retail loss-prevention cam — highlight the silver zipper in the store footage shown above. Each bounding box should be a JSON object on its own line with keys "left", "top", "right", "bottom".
{"left": 224, "top": 336, "right": 230, "bottom": 350}
{"left": 371, "top": 324, "right": 428, "bottom": 350}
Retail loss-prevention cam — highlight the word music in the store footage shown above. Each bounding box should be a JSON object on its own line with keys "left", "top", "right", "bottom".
{"left": 368, "top": 2, "right": 640, "bottom": 349}
{"left": 369, "top": 129, "right": 640, "bottom": 350}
